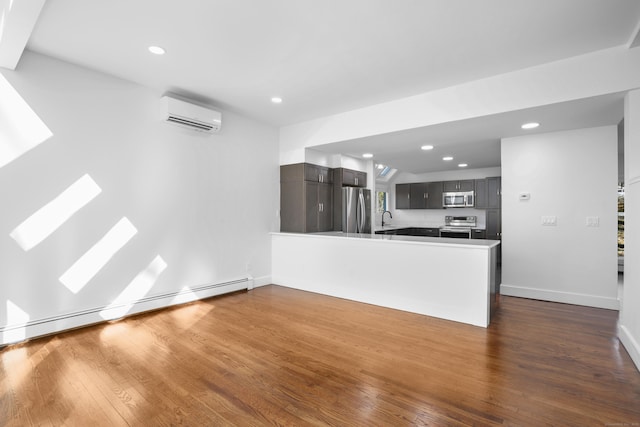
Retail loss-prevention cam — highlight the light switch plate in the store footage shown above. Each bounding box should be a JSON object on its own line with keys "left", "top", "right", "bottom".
{"left": 541, "top": 216, "right": 557, "bottom": 226}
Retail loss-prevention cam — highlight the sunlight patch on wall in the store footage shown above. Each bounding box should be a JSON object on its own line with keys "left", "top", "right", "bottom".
{"left": 0, "top": 9, "right": 6, "bottom": 45}
{"left": 99, "top": 255, "right": 167, "bottom": 321}
{"left": 0, "top": 73, "right": 52, "bottom": 169}
{"left": 3, "top": 300, "right": 29, "bottom": 344}
{"left": 10, "top": 174, "right": 102, "bottom": 251}
{"left": 171, "top": 286, "right": 199, "bottom": 305}
{"left": 59, "top": 217, "right": 138, "bottom": 294}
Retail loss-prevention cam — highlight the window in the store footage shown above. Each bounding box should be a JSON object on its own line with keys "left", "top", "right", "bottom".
{"left": 376, "top": 191, "right": 388, "bottom": 213}
{"left": 618, "top": 183, "right": 624, "bottom": 257}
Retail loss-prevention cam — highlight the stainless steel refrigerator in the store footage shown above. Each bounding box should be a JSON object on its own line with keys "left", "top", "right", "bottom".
{"left": 342, "top": 187, "right": 371, "bottom": 234}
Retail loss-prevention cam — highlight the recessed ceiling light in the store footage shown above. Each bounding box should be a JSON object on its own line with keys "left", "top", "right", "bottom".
{"left": 458, "top": 163, "right": 468, "bottom": 168}
{"left": 271, "top": 97, "right": 283, "bottom": 104}
{"left": 521, "top": 122, "right": 540, "bottom": 130}
{"left": 443, "top": 156, "right": 453, "bottom": 161}
{"left": 362, "top": 153, "right": 374, "bottom": 159}
{"left": 377, "top": 164, "right": 385, "bottom": 169}
{"left": 148, "top": 46, "right": 165, "bottom": 55}
{"left": 421, "top": 145, "right": 434, "bottom": 151}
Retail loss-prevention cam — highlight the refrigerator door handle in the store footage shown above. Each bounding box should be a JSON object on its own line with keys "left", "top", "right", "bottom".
{"left": 358, "top": 191, "right": 365, "bottom": 233}
{"left": 355, "top": 193, "right": 361, "bottom": 233}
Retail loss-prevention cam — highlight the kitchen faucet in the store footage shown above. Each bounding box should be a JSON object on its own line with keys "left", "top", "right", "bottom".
{"left": 381, "top": 210, "right": 392, "bottom": 227}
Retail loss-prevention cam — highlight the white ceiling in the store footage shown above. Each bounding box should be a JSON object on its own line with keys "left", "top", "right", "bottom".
{"left": 8, "top": 0, "right": 640, "bottom": 173}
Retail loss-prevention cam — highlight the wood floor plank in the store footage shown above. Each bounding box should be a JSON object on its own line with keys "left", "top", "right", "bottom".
{"left": 1, "top": 285, "right": 639, "bottom": 426}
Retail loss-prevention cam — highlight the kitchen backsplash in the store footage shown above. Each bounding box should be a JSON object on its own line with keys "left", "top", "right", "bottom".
{"left": 376, "top": 208, "right": 487, "bottom": 228}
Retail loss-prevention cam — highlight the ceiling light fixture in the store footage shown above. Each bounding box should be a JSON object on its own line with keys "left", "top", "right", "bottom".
{"left": 362, "top": 153, "right": 374, "bottom": 159}
{"left": 521, "top": 122, "right": 540, "bottom": 130}
{"left": 443, "top": 156, "right": 453, "bottom": 161}
{"left": 271, "top": 97, "right": 283, "bottom": 104}
{"left": 421, "top": 145, "right": 434, "bottom": 151}
{"left": 148, "top": 46, "right": 166, "bottom": 55}
{"left": 377, "top": 164, "right": 385, "bottom": 169}
{"left": 458, "top": 163, "right": 468, "bottom": 168}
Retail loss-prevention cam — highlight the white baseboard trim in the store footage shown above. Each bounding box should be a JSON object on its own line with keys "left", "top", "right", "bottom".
{"left": 252, "top": 275, "right": 272, "bottom": 288}
{"left": 0, "top": 278, "right": 250, "bottom": 346}
{"left": 619, "top": 325, "right": 640, "bottom": 372}
{"left": 500, "top": 284, "right": 620, "bottom": 310}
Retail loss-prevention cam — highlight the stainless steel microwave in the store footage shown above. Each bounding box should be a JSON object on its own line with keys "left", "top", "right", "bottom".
{"left": 443, "top": 191, "right": 474, "bottom": 208}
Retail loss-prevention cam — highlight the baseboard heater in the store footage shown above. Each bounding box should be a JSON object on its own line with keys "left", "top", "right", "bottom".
{"left": 1, "top": 278, "right": 250, "bottom": 347}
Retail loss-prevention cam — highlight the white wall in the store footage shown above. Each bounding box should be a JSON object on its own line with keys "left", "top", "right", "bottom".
{"left": 619, "top": 89, "right": 640, "bottom": 371}
{"left": 501, "top": 126, "right": 618, "bottom": 309}
{"left": 303, "top": 148, "right": 369, "bottom": 173}
{"left": 377, "top": 167, "right": 501, "bottom": 228}
{"left": 0, "top": 51, "right": 279, "bottom": 344}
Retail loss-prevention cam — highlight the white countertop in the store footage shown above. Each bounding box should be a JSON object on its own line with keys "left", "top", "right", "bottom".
{"left": 272, "top": 231, "right": 500, "bottom": 248}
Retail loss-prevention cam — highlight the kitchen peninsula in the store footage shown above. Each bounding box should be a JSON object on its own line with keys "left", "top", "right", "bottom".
{"left": 271, "top": 232, "right": 500, "bottom": 327}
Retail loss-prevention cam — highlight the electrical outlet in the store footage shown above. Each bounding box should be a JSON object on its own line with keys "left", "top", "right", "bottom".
{"left": 541, "top": 216, "right": 557, "bottom": 226}
{"left": 586, "top": 216, "right": 600, "bottom": 227}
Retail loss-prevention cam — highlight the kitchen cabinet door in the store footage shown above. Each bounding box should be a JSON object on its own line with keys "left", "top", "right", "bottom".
{"left": 304, "top": 164, "right": 332, "bottom": 184}
{"left": 398, "top": 182, "right": 442, "bottom": 209}
{"left": 339, "top": 168, "right": 367, "bottom": 187}
{"left": 474, "top": 177, "right": 501, "bottom": 209}
{"left": 396, "top": 184, "right": 411, "bottom": 209}
{"left": 304, "top": 182, "right": 320, "bottom": 233}
{"left": 486, "top": 208, "right": 502, "bottom": 264}
{"left": 458, "top": 180, "right": 475, "bottom": 191}
{"left": 318, "top": 183, "right": 333, "bottom": 231}
{"left": 486, "top": 209, "right": 501, "bottom": 240}
{"left": 443, "top": 180, "right": 474, "bottom": 192}
{"left": 410, "top": 183, "right": 428, "bottom": 209}
{"left": 305, "top": 182, "right": 333, "bottom": 232}
{"left": 281, "top": 163, "right": 333, "bottom": 184}
{"left": 471, "top": 229, "right": 486, "bottom": 239}
{"left": 411, "top": 227, "right": 440, "bottom": 237}
{"left": 280, "top": 181, "right": 304, "bottom": 232}
{"left": 442, "top": 181, "right": 457, "bottom": 192}
{"left": 426, "top": 181, "right": 443, "bottom": 209}
{"left": 475, "top": 179, "right": 488, "bottom": 208}
{"left": 486, "top": 177, "right": 501, "bottom": 209}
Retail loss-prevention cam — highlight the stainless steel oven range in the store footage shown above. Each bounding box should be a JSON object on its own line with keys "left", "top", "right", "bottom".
{"left": 439, "top": 216, "right": 477, "bottom": 238}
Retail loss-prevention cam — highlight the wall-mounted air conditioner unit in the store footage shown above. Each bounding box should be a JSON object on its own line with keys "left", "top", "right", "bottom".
{"left": 161, "top": 96, "right": 221, "bottom": 133}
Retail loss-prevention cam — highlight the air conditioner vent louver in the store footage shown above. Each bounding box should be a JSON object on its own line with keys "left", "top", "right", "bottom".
{"left": 161, "top": 96, "right": 221, "bottom": 134}
{"left": 166, "top": 115, "right": 215, "bottom": 131}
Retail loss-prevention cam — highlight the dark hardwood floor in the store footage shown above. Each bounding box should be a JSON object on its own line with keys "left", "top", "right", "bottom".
{"left": 1, "top": 285, "right": 639, "bottom": 426}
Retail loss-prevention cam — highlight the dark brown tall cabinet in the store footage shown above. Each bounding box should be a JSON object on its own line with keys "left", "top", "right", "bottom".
{"left": 475, "top": 177, "right": 501, "bottom": 209}
{"left": 475, "top": 176, "right": 501, "bottom": 238}
{"left": 476, "top": 176, "right": 502, "bottom": 263}
{"left": 280, "top": 163, "right": 333, "bottom": 233}
{"left": 485, "top": 209, "right": 501, "bottom": 240}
